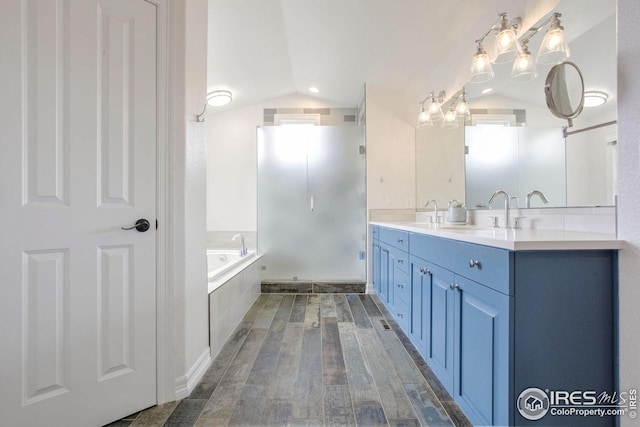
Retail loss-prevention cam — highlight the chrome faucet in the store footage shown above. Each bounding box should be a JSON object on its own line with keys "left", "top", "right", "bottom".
{"left": 488, "top": 190, "right": 511, "bottom": 229}
{"left": 232, "top": 233, "right": 248, "bottom": 256}
{"left": 425, "top": 199, "right": 440, "bottom": 224}
{"left": 526, "top": 190, "right": 549, "bottom": 208}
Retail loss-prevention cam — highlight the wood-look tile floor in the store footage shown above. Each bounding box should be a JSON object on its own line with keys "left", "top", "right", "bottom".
{"left": 108, "top": 294, "right": 471, "bottom": 427}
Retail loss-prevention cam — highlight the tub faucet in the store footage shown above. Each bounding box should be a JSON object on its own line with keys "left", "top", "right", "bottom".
{"left": 488, "top": 190, "right": 511, "bottom": 229}
{"left": 232, "top": 233, "right": 247, "bottom": 256}
{"left": 425, "top": 199, "right": 440, "bottom": 224}
{"left": 526, "top": 190, "right": 549, "bottom": 208}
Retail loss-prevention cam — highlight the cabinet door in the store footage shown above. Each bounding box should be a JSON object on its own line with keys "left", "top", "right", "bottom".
{"left": 426, "top": 264, "right": 455, "bottom": 393}
{"left": 372, "top": 240, "right": 381, "bottom": 294}
{"left": 410, "top": 259, "right": 430, "bottom": 358}
{"left": 453, "top": 275, "right": 510, "bottom": 427}
{"left": 379, "top": 244, "right": 393, "bottom": 305}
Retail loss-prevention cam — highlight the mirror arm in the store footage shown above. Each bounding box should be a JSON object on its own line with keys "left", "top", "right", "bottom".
{"left": 562, "top": 119, "right": 574, "bottom": 138}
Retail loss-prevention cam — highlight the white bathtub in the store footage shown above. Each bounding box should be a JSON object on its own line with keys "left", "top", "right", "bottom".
{"left": 207, "top": 249, "right": 259, "bottom": 293}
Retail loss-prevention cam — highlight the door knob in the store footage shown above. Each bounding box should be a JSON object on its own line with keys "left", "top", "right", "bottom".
{"left": 122, "top": 218, "right": 151, "bottom": 232}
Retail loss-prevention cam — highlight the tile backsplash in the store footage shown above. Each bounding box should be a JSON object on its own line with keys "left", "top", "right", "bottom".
{"left": 469, "top": 206, "right": 616, "bottom": 235}
{"left": 374, "top": 206, "right": 616, "bottom": 235}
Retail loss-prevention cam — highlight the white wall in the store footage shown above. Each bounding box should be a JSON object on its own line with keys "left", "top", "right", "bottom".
{"left": 206, "top": 93, "right": 345, "bottom": 233}
{"left": 171, "top": 0, "right": 210, "bottom": 399}
{"left": 616, "top": 2, "right": 640, "bottom": 425}
{"left": 365, "top": 84, "right": 417, "bottom": 210}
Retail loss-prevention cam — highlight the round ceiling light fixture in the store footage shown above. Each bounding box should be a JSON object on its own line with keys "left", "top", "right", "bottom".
{"left": 309, "top": 86, "right": 320, "bottom": 93}
{"left": 583, "top": 91, "right": 608, "bottom": 107}
{"left": 207, "top": 90, "right": 232, "bottom": 107}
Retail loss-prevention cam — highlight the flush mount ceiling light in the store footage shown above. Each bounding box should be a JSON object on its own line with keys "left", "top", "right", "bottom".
{"left": 537, "top": 13, "right": 570, "bottom": 65}
{"left": 207, "top": 90, "right": 233, "bottom": 107}
{"left": 309, "top": 86, "right": 320, "bottom": 93}
{"left": 583, "top": 91, "right": 609, "bottom": 107}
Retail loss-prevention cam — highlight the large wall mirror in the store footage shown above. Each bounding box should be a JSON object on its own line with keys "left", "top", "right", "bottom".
{"left": 416, "top": 0, "right": 617, "bottom": 209}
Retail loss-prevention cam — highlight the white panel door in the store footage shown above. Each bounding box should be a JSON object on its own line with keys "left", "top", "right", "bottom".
{"left": 0, "top": 1, "right": 157, "bottom": 426}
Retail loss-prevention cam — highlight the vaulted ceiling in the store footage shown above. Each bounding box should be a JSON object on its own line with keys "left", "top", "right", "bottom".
{"left": 206, "top": 0, "right": 615, "bottom": 114}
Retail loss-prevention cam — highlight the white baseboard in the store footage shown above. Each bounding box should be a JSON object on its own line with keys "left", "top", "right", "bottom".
{"left": 174, "top": 347, "right": 211, "bottom": 400}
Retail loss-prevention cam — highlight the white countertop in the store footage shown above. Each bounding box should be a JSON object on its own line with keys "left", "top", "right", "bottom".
{"left": 371, "top": 221, "right": 623, "bottom": 251}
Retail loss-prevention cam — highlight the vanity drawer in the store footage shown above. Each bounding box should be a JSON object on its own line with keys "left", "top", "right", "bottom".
{"left": 379, "top": 227, "right": 409, "bottom": 252}
{"left": 411, "top": 233, "right": 513, "bottom": 295}
{"left": 390, "top": 246, "right": 409, "bottom": 274}
{"left": 393, "top": 269, "right": 411, "bottom": 303}
{"left": 392, "top": 295, "right": 410, "bottom": 331}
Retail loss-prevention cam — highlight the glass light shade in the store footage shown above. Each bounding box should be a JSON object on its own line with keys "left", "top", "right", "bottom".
{"left": 427, "top": 99, "right": 444, "bottom": 121}
{"left": 511, "top": 50, "right": 538, "bottom": 82}
{"left": 207, "top": 90, "right": 232, "bottom": 106}
{"left": 455, "top": 98, "right": 471, "bottom": 122}
{"left": 537, "top": 18, "right": 570, "bottom": 64}
{"left": 470, "top": 46, "right": 494, "bottom": 83}
{"left": 417, "top": 108, "right": 433, "bottom": 127}
{"left": 441, "top": 108, "right": 459, "bottom": 129}
{"left": 494, "top": 28, "right": 520, "bottom": 64}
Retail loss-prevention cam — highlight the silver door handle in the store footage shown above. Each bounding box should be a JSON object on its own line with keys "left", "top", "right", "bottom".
{"left": 310, "top": 196, "right": 314, "bottom": 212}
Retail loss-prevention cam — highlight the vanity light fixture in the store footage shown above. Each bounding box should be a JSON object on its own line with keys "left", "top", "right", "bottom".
{"left": 427, "top": 91, "right": 445, "bottom": 121}
{"left": 494, "top": 13, "right": 522, "bottom": 64}
{"left": 537, "top": 13, "right": 570, "bottom": 64}
{"left": 417, "top": 104, "right": 433, "bottom": 127}
{"left": 207, "top": 90, "right": 233, "bottom": 107}
{"left": 441, "top": 106, "right": 459, "bottom": 129}
{"left": 583, "top": 91, "right": 608, "bottom": 107}
{"left": 455, "top": 89, "right": 471, "bottom": 122}
{"left": 470, "top": 11, "right": 570, "bottom": 84}
{"left": 470, "top": 41, "right": 495, "bottom": 83}
{"left": 511, "top": 40, "right": 538, "bottom": 82}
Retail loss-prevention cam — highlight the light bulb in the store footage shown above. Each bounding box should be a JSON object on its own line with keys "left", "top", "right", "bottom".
{"left": 537, "top": 14, "right": 570, "bottom": 64}
{"left": 442, "top": 107, "right": 459, "bottom": 129}
{"left": 417, "top": 107, "right": 433, "bottom": 127}
{"left": 427, "top": 93, "right": 444, "bottom": 121}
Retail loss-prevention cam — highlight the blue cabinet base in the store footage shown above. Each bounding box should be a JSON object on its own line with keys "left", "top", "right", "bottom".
{"left": 372, "top": 226, "right": 616, "bottom": 427}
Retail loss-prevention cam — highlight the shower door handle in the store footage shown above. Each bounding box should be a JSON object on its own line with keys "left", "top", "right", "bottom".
{"left": 310, "top": 196, "right": 314, "bottom": 212}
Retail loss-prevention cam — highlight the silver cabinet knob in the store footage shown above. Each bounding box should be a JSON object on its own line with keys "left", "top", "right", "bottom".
{"left": 469, "top": 259, "right": 481, "bottom": 268}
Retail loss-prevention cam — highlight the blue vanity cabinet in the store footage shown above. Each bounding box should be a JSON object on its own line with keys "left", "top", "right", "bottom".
{"left": 425, "top": 262, "right": 456, "bottom": 393}
{"left": 372, "top": 226, "right": 616, "bottom": 426}
{"left": 409, "top": 257, "right": 430, "bottom": 358}
{"left": 371, "top": 226, "right": 381, "bottom": 295}
{"left": 378, "top": 242, "right": 391, "bottom": 304}
{"left": 410, "top": 233, "right": 512, "bottom": 426}
{"left": 453, "top": 274, "right": 510, "bottom": 427}
{"left": 377, "top": 227, "right": 410, "bottom": 326}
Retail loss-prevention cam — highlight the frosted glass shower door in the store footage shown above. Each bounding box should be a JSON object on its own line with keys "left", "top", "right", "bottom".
{"left": 257, "top": 125, "right": 366, "bottom": 282}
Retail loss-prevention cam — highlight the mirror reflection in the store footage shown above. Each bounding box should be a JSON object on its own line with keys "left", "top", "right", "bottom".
{"left": 545, "top": 61, "right": 585, "bottom": 119}
{"left": 416, "top": 0, "right": 617, "bottom": 209}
